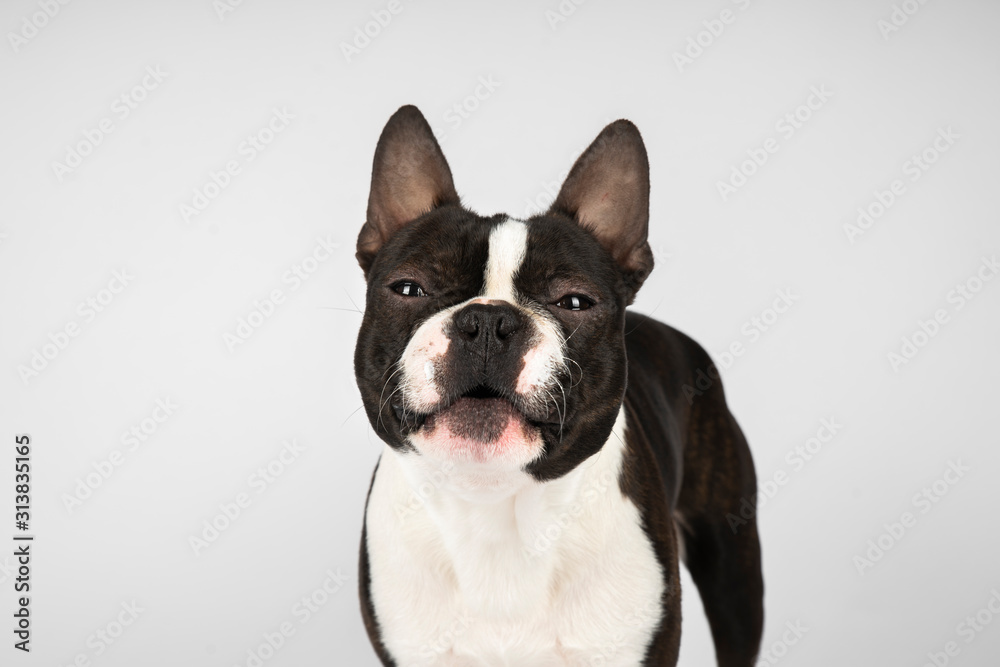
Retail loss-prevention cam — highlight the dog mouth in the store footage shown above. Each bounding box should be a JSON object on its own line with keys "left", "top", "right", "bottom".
{"left": 461, "top": 384, "right": 507, "bottom": 400}
{"left": 391, "top": 383, "right": 561, "bottom": 435}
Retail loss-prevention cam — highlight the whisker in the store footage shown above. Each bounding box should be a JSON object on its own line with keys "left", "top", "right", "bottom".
{"left": 544, "top": 388, "right": 564, "bottom": 442}
{"left": 564, "top": 322, "right": 584, "bottom": 343}
{"left": 566, "top": 358, "right": 584, "bottom": 388}
{"left": 555, "top": 356, "right": 584, "bottom": 390}
{"left": 341, "top": 403, "right": 366, "bottom": 427}
{"left": 319, "top": 306, "right": 363, "bottom": 314}
{"left": 624, "top": 300, "right": 663, "bottom": 336}
{"left": 378, "top": 365, "right": 403, "bottom": 409}
{"left": 555, "top": 377, "right": 567, "bottom": 438}
{"left": 378, "top": 385, "right": 405, "bottom": 434}
{"left": 344, "top": 288, "right": 365, "bottom": 315}
{"left": 377, "top": 364, "right": 404, "bottom": 433}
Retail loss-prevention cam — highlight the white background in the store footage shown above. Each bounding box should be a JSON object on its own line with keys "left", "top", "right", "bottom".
{"left": 1, "top": 0, "right": 999, "bottom": 665}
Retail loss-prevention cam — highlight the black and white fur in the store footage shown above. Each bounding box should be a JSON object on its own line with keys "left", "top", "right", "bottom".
{"left": 354, "top": 106, "right": 764, "bottom": 666}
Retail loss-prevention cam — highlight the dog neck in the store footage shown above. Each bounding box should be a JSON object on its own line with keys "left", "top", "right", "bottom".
{"left": 373, "top": 407, "right": 628, "bottom": 616}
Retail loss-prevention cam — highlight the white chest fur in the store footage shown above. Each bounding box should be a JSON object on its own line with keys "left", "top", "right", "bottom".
{"left": 364, "top": 407, "right": 665, "bottom": 666}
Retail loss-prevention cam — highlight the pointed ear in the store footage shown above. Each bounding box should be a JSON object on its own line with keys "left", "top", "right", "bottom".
{"left": 549, "top": 120, "right": 654, "bottom": 295}
{"left": 357, "top": 105, "right": 460, "bottom": 275}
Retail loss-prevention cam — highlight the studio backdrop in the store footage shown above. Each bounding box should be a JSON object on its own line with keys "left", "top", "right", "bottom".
{"left": 1, "top": 0, "right": 998, "bottom": 665}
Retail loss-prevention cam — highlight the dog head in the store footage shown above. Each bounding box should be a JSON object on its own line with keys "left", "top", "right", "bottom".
{"left": 354, "top": 105, "right": 652, "bottom": 490}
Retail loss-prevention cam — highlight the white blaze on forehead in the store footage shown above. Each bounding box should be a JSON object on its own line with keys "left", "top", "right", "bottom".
{"left": 484, "top": 218, "right": 529, "bottom": 301}
{"left": 482, "top": 217, "right": 567, "bottom": 402}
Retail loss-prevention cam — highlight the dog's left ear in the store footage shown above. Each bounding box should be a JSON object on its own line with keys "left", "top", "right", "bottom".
{"left": 357, "top": 105, "right": 460, "bottom": 276}
{"left": 549, "top": 120, "right": 654, "bottom": 297}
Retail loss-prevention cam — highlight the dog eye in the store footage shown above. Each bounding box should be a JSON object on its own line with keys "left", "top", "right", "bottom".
{"left": 392, "top": 281, "right": 427, "bottom": 297}
{"left": 555, "top": 294, "right": 593, "bottom": 311}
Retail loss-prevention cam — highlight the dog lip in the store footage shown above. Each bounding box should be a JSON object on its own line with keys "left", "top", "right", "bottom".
{"left": 412, "top": 383, "right": 514, "bottom": 417}
{"left": 393, "top": 390, "right": 562, "bottom": 433}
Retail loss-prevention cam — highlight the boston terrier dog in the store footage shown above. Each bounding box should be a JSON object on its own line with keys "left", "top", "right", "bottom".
{"left": 354, "top": 105, "right": 763, "bottom": 666}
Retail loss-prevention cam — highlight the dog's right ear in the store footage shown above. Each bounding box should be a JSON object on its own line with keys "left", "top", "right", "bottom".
{"left": 357, "top": 105, "right": 460, "bottom": 276}
{"left": 548, "top": 120, "right": 653, "bottom": 299}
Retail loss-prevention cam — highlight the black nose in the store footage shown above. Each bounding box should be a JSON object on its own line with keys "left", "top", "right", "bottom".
{"left": 454, "top": 302, "right": 523, "bottom": 351}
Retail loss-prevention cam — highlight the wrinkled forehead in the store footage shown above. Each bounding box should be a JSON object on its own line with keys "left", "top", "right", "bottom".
{"left": 371, "top": 208, "right": 496, "bottom": 284}
{"left": 372, "top": 208, "right": 619, "bottom": 296}
{"left": 515, "top": 214, "right": 623, "bottom": 294}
